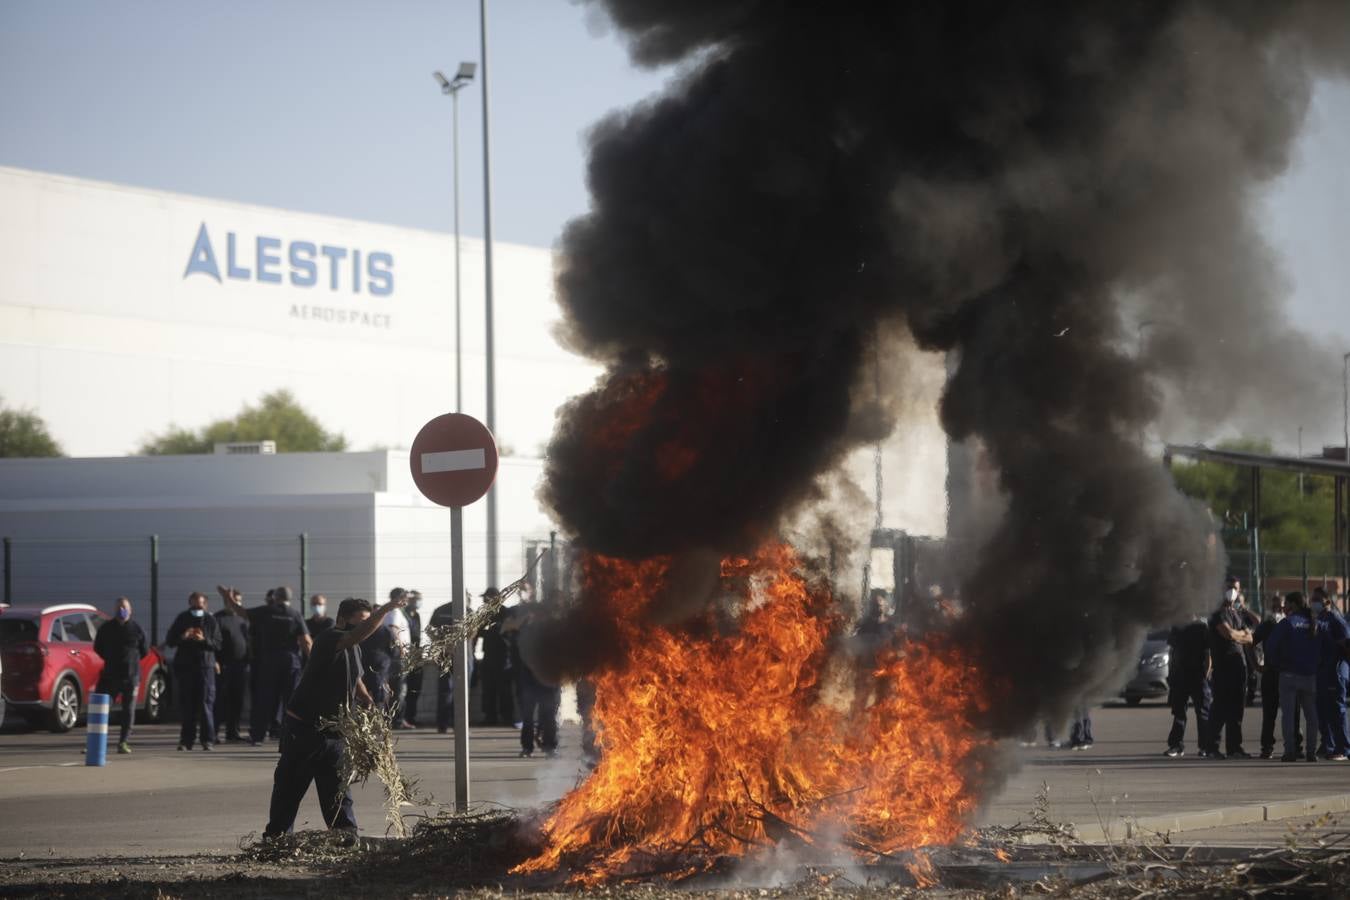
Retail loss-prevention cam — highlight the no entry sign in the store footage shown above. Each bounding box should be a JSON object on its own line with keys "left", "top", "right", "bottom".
{"left": 410, "top": 412, "right": 499, "bottom": 508}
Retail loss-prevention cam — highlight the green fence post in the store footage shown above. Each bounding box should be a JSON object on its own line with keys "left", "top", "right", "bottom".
{"left": 299, "top": 533, "right": 309, "bottom": 617}
{"left": 3, "top": 537, "right": 11, "bottom": 606}
{"left": 149, "top": 535, "right": 160, "bottom": 644}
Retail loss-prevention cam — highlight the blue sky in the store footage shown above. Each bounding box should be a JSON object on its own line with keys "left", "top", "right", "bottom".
{"left": 0, "top": 0, "right": 668, "bottom": 249}
{"left": 2, "top": 1, "right": 1347, "bottom": 339}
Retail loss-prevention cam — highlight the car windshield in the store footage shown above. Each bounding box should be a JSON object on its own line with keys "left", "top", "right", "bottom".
{"left": 0, "top": 617, "right": 39, "bottom": 645}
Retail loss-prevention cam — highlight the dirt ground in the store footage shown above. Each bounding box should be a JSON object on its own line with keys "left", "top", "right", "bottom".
{"left": 5, "top": 822, "right": 1350, "bottom": 900}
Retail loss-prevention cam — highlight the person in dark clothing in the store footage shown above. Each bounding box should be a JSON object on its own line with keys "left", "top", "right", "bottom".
{"left": 1208, "top": 577, "right": 1255, "bottom": 758}
{"left": 1253, "top": 594, "right": 1301, "bottom": 759}
{"left": 166, "top": 592, "right": 222, "bottom": 751}
{"left": 430, "top": 597, "right": 458, "bottom": 732}
{"left": 263, "top": 594, "right": 405, "bottom": 837}
{"left": 476, "top": 588, "right": 515, "bottom": 726}
{"left": 93, "top": 596, "right": 148, "bottom": 754}
{"left": 249, "top": 586, "right": 313, "bottom": 746}
{"left": 306, "top": 594, "right": 334, "bottom": 639}
{"left": 359, "top": 619, "right": 396, "bottom": 708}
{"left": 1164, "top": 615, "right": 1215, "bottom": 758}
{"left": 213, "top": 586, "right": 251, "bottom": 743}
{"left": 399, "top": 589, "right": 425, "bottom": 728}
{"left": 1237, "top": 595, "right": 1261, "bottom": 706}
{"left": 1266, "top": 591, "right": 1321, "bottom": 761}
{"left": 503, "top": 603, "right": 559, "bottom": 758}
{"left": 1312, "top": 586, "right": 1350, "bottom": 759}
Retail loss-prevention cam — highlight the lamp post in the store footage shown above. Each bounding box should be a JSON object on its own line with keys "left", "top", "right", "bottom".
{"left": 1343, "top": 352, "right": 1350, "bottom": 463}
{"left": 433, "top": 62, "right": 477, "bottom": 413}
{"left": 1299, "top": 425, "right": 1304, "bottom": 496}
{"left": 479, "top": 0, "right": 499, "bottom": 591}
{"left": 1136, "top": 320, "right": 1154, "bottom": 446}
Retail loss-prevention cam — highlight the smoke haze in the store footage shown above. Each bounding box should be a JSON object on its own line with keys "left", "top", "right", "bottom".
{"left": 539, "top": 1, "right": 1350, "bottom": 734}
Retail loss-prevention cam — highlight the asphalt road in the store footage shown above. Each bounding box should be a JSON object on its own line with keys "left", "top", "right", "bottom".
{"left": 1, "top": 700, "right": 1347, "bottom": 857}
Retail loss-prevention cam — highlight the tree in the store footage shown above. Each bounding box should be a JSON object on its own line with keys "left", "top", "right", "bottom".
{"left": 1170, "top": 437, "right": 1334, "bottom": 553}
{"left": 0, "top": 398, "right": 63, "bottom": 458}
{"left": 139, "top": 390, "right": 348, "bottom": 455}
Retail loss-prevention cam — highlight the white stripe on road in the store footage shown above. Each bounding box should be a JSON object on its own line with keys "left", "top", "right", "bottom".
{"left": 0, "top": 762, "right": 81, "bottom": 774}
{"left": 421, "top": 448, "right": 486, "bottom": 474}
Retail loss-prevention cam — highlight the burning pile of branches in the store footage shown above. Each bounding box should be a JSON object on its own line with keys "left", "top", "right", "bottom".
{"left": 319, "top": 703, "right": 427, "bottom": 837}
{"left": 513, "top": 543, "right": 992, "bottom": 885}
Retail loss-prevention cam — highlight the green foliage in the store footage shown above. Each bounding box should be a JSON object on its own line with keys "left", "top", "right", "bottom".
{"left": 1171, "top": 437, "right": 1333, "bottom": 553}
{"left": 139, "top": 390, "right": 347, "bottom": 455}
{"left": 0, "top": 398, "right": 63, "bottom": 458}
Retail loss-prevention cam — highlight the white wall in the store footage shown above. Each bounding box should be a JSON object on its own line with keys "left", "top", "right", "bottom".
{"left": 0, "top": 166, "right": 601, "bottom": 459}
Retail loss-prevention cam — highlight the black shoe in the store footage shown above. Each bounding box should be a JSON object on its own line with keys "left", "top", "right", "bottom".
{"left": 201, "top": 743, "right": 214, "bottom": 751}
{"left": 544, "top": 749, "right": 559, "bottom": 759}
{"left": 1281, "top": 753, "right": 1299, "bottom": 762}
{"left": 1227, "top": 749, "right": 1252, "bottom": 759}
{"left": 177, "top": 744, "right": 187, "bottom": 752}
{"left": 1164, "top": 746, "right": 1184, "bottom": 758}
{"left": 519, "top": 750, "right": 533, "bottom": 758}
{"left": 1306, "top": 754, "right": 1318, "bottom": 762}
{"left": 248, "top": 740, "right": 263, "bottom": 747}
{"left": 1199, "top": 750, "right": 1225, "bottom": 759}
{"left": 1259, "top": 749, "right": 1274, "bottom": 759}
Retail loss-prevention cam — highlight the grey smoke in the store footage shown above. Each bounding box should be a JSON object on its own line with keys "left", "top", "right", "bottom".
{"left": 538, "top": 1, "right": 1350, "bottom": 734}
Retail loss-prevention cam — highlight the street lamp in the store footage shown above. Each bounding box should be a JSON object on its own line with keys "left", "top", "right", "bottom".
{"left": 1343, "top": 352, "right": 1350, "bottom": 464}
{"left": 479, "top": 0, "right": 499, "bottom": 592}
{"left": 433, "top": 61, "right": 477, "bottom": 413}
{"left": 1136, "top": 320, "right": 1155, "bottom": 446}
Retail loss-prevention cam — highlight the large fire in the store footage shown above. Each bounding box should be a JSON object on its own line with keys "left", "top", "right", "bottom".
{"left": 515, "top": 543, "right": 990, "bottom": 884}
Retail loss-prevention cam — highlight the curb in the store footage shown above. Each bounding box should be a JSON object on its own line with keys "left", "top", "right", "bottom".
{"left": 1069, "top": 793, "right": 1350, "bottom": 843}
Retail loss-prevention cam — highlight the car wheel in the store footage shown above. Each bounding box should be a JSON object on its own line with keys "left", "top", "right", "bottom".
{"left": 1124, "top": 695, "right": 1143, "bottom": 707}
{"left": 48, "top": 678, "right": 81, "bottom": 732}
{"left": 143, "top": 670, "right": 167, "bottom": 723}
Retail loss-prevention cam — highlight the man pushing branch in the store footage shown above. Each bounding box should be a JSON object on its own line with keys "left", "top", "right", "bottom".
{"left": 262, "top": 594, "right": 407, "bottom": 839}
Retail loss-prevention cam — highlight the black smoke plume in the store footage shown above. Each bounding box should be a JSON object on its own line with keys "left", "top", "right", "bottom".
{"left": 537, "top": 1, "right": 1350, "bottom": 733}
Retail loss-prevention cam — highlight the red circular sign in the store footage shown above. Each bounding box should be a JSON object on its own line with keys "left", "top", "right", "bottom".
{"left": 409, "top": 413, "right": 499, "bottom": 507}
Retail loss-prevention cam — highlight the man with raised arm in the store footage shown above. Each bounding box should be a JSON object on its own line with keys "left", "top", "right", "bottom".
{"left": 262, "top": 594, "right": 406, "bottom": 838}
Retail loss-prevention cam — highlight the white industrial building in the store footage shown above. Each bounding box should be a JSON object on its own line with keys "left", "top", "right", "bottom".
{"left": 0, "top": 166, "right": 951, "bottom": 628}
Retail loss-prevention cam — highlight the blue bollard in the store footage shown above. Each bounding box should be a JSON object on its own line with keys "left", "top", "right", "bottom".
{"left": 85, "top": 693, "right": 109, "bottom": 766}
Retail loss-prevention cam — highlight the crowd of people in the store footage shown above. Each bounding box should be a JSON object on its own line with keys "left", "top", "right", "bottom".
{"left": 90, "top": 581, "right": 563, "bottom": 762}
{"left": 1166, "top": 577, "right": 1350, "bottom": 761}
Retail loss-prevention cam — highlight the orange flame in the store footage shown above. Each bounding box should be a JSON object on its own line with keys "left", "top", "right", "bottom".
{"left": 514, "top": 543, "right": 990, "bottom": 884}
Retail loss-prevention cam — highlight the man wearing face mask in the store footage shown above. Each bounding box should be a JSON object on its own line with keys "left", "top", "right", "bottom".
{"left": 93, "top": 597, "right": 148, "bottom": 754}
{"left": 307, "top": 594, "right": 334, "bottom": 639}
{"left": 1208, "top": 576, "right": 1255, "bottom": 758}
{"left": 167, "top": 592, "right": 222, "bottom": 751}
{"left": 1253, "top": 593, "right": 1298, "bottom": 759}
{"left": 1266, "top": 591, "right": 1321, "bottom": 762}
{"left": 1312, "top": 586, "right": 1350, "bottom": 760}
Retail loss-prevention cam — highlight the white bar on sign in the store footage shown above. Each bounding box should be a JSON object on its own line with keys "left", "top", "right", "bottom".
{"left": 421, "top": 448, "right": 487, "bottom": 474}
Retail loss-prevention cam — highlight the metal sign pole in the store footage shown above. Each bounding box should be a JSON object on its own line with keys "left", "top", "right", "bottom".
{"left": 451, "top": 505, "right": 470, "bottom": 811}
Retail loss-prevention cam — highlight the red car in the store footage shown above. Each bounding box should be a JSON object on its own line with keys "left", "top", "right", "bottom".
{"left": 0, "top": 603, "right": 169, "bottom": 732}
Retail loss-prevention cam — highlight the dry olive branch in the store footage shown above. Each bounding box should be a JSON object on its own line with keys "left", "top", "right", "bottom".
{"left": 403, "top": 549, "right": 550, "bottom": 678}
{"left": 319, "top": 702, "right": 428, "bottom": 837}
